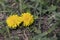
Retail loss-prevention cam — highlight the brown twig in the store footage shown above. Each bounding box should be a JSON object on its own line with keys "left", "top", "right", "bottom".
{"left": 23, "top": 30, "right": 28, "bottom": 40}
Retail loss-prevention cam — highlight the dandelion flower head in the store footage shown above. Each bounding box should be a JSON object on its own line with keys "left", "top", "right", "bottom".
{"left": 6, "top": 15, "right": 22, "bottom": 29}
{"left": 21, "top": 12, "right": 34, "bottom": 26}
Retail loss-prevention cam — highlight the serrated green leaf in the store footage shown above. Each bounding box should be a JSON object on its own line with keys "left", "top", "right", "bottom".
{"left": 48, "top": 5, "right": 57, "bottom": 12}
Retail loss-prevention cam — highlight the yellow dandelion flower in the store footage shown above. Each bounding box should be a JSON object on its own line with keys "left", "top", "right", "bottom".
{"left": 6, "top": 15, "right": 22, "bottom": 29}
{"left": 21, "top": 12, "right": 34, "bottom": 26}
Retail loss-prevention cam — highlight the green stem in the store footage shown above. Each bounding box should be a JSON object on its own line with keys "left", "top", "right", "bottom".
{"left": 4, "top": 33, "right": 8, "bottom": 40}
{"left": 19, "top": 0, "right": 22, "bottom": 13}
{"left": 6, "top": 26, "right": 11, "bottom": 40}
{"left": 39, "top": 3, "right": 42, "bottom": 30}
